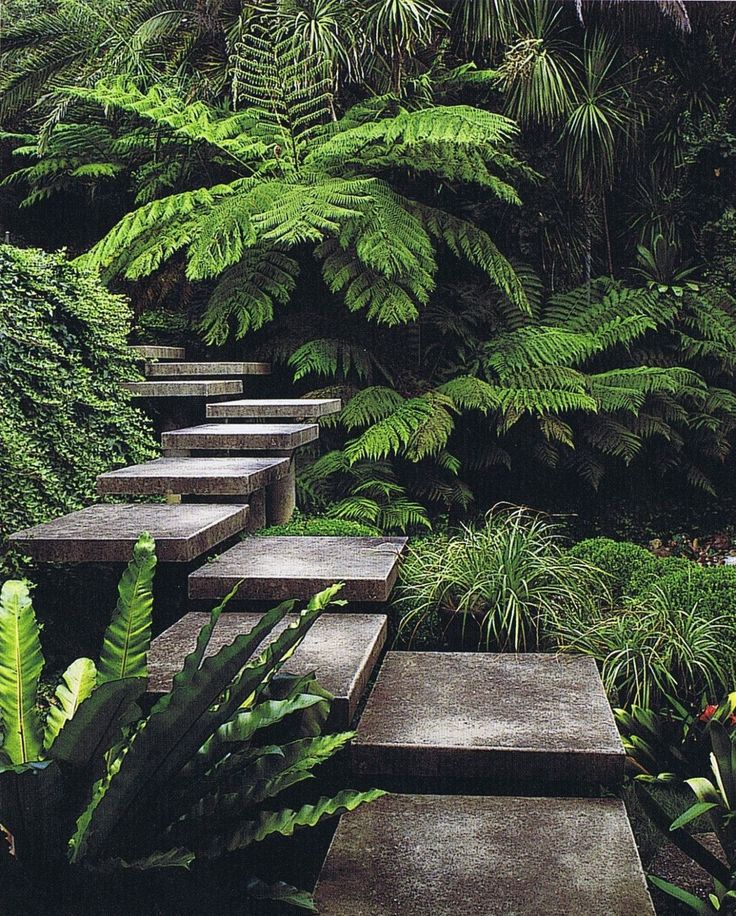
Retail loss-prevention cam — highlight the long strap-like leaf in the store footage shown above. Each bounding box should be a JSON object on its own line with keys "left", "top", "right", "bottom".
{"left": 0, "top": 581, "right": 44, "bottom": 764}
{"left": 70, "top": 586, "right": 341, "bottom": 863}
{"left": 43, "top": 657, "right": 97, "bottom": 752}
{"left": 97, "top": 533, "right": 156, "bottom": 684}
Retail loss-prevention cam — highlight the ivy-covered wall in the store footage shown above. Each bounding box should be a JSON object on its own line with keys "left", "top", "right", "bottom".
{"left": 0, "top": 244, "right": 157, "bottom": 567}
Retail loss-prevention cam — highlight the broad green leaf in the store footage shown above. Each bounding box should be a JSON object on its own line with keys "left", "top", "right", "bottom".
{"left": 0, "top": 581, "right": 44, "bottom": 764}
{"left": 647, "top": 875, "right": 713, "bottom": 914}
{"left": 47, "top": 678, "right": 145, "bottom": 767}
{"left": 245, "top": 878, "right": 317, "bottom": 912}
{"left": 43, "top": 658, "right": 97, "bottom": 751}
{"left": 70, "top": 589, "right": 341, "bottom": 863}
{"left": 97, "top": 533, "right": 156, "bottom": 683}
{"left": 670, "top": 802, "right": 719, "bottom": 831}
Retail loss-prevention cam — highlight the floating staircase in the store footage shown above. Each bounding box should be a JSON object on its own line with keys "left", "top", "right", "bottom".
{"left": 8, "top": 341, "right": 654, "bottom": 914}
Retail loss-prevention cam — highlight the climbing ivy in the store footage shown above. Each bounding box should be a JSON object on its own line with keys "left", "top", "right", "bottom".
{"left": 0, "top": 245, "right": 157, "bottom": 569}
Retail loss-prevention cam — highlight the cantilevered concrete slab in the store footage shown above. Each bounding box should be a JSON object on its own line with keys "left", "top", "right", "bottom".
{"left": 352, "top": 652, "right": 625, "bottom": 791}
{"left": 314, "top": 794, "right": 655, "bottom": 915}
{"left": 9, "top": 504, "right": 249, "bottom": 563}
{"left": 161, "top": 423, "right": 319, "bottom": 452}
{"left": 131, "top": 345, "right": 185, "bottom": 359}
{"left": 97, "top": 457, "right": 289, "bottom": 497}
{"left": 124, "top": 380, "right": 243, "bottom": 398}
{"left": 147, "top": 613, "right": 388, "bottom": 729}
{"left": 189, "top": 536, "right": 408, "bottom": 602}
{"left": 207, "top": 398, "right": 341, "bottom": 419}
{"left": 145, "top": 361, "right": 270, "bottom": 378}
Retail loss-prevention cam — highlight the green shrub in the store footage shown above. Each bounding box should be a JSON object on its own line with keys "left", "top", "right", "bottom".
{"left": 0, "top": 245, "right": 156, "bottom": 565}
{"left": 394, "top": 506, "right": 604, "bottom": 651}
{"left": 641, "top": 564, "right": 736, "bottom": 620}
{"left": 257, "top": 511, "right": 380, "bottom": 537}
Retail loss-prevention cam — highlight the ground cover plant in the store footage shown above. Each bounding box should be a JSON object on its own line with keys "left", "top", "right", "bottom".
{"left": 0, "top": 534, "right": 382, "bottom": 913}
{"left": 0, "top": 243, "right": 157, "bottom": 573}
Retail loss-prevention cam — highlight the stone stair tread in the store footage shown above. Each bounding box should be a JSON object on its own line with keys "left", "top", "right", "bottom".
{"left": 97, "top": 456, "right": 290, "bottom": 496}
{"left": 145, "top": 361, "right": 270, "bottom": 378}
{"left": 9, "top": 504, "right": 249, "bottom": 563}
{"left": 124, "top": 380, "right": 243, "bottom": 398}
{"left": 207, "top": 398, "right": 342, "bottom": 419}
{"left": 131, "top": 345, "right": 185, "bottom": 360}
{"left": 314, "top": 794, "right": 655, "bottom": 915}
{"left": 162, "top": 422, "right": 319, "bottom": 452}
{"left": 148, "top": 613, "right": 388, "bottom": 729}
{"left": 351, "top": 652, "right": 624, "bottom": 790}
{"left": 189, "top": 536, "right": 408, "bottom": 602}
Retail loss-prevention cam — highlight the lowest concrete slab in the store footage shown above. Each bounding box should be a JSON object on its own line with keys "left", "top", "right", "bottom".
{"left": 189, "top": 536, "right": 408, "bottom": 602}
{"left": 352, "top": 652, "right": 625, "bottom": 791}
{"left": 147, "top": 613, "right": 388, "bottom": 729}
{"left": 207, "top": 398, "right": 341, "bottom": 419}
{"left": 9, "top": 504, "right": 249, "bottom": 562}
{"left": 314, "top": 794, "right": 655, "bottom": 915}
{"left": 97, "top": 456, "right": 290, "bottom": 496}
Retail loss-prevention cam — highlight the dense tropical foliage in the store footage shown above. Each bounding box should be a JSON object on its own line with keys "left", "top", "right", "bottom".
{"left": 3, "top": 1, "right": 736, "bottom": 530}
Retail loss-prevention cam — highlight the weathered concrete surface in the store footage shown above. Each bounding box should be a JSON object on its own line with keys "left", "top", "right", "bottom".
{"left": 189, "top": 536, "right": 408, "bottom": 602}
{"left": 207, "top": 398, "right": 341, "bottom": 419}
{"left": 96, "top": 457, "right": 289, "bottom": 497}
{"left": 352, "top": 652, "right": 625, "bottom": 790}
{"left": 9, "top": 504, "right": 249, "bottom": 563}
{"left": 314, "top": 794, "right": 655, "bottom": 915}
{"left": 147, "top": 613, "right": 388, "bottom": 728}
{"left": 124, "top": 380, "right": 243, "bottom": 398}
{"left": 161, "top": 422, "right": 319, "bottom": 452}
{"left": 265, "top": 459, "right": 295, "bottom": 525}
{"left": 131, "top": 345, "right": 185, "bottom": 359}
{"left": 145, "top": 360, "right": 270, "bottom": 377}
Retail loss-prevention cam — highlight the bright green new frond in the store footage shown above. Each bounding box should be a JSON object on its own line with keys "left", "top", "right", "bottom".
{"left": 438, "top": 376, "right": 504, "bottom": 413}
{"left": 344, "top": 394, "right": 452, "bottom": 463}
{"left": 337, "top": 387, "right": 407, "bottom": 430}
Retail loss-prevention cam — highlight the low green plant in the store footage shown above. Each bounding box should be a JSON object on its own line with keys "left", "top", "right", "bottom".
{"left": 568, "top": 538, "right": 679, "bottom": 601}
{"left": 551, "top": 584, "right": 736, "bottom": 706}
{"left": 635, "top": 694, "right": 736, "bottom": 914}
{"left": 0, "top": 534, "right": 382, "bottom": 911}
{"left": 257, "top": 511, "right": 380, "bottom": 537}
{"left": 641, "top": 565, "right": 736, "bottom": 621}
{"left": 394, "top": 505, "right": 603, "bottom": 651}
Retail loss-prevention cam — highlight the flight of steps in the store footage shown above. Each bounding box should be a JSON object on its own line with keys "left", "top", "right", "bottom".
{"left": 7, "top": 344, "right": 654, "bottom": 913}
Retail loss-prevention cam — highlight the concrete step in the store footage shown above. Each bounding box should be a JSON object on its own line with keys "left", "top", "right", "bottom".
{"left": 207, "top": 398, "right": 341, "bottom": 419}
{"left": 97, "top": 456, "right": 290, "bottom": 497}
{"left": 131, "top": 345, "right": 185, "bottom": 360}
{"left": 145, "top": 360, "right": 270, "bottom": 378}
{"left": 9, "top": 504, "right": 249, "bottom": 563}
{"left": 124, "top": 380, "right": 243, "bottom": 398}
{"left": 314, "top": 794, "right": 655, "bottom": 915}
{"left": 352, "top": 652, "right": 625, "bottom": 793}
{"left": 148, "top": 613, "right": 388, "bottom": 729}
{"left": 161, "top": 422, "right": 319, "bottom": 453}
{"left": 189, "top": 536, "right": 408, "bottom": 603}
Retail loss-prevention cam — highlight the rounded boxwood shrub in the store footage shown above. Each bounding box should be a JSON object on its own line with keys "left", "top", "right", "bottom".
{"left": 642, "top": 564, "right": 736, "bottom": 620}
{"left": 0, "top": 245, "right": 157, "bottom": 564}
{"left": 568, "top": 537, "right": 689, "bottom": 600}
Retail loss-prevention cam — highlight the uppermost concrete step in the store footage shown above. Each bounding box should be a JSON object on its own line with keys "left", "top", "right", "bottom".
{"left": 161, "top": 422, "right": 319, "bottom": 452}
{"left": 189, "top": 535, "right": 408, "bottom": 602}
{"left": 131, "top": 345, "right": 185, "bottom": 360}
{"left": 314, "top": 794, "right": 655, "bottom": 915}
{"left": 124, "top": 380, "right": 243, "bottom": 398}
{"left": 145, "top": 361, "right": 270, "bottom": 378}
{"left": 9, "top": 503, "right": 249, "bottom": 563}
{"left": 352, "top": 652, "right": 625, "bottom": 792}
{"left": 207, "top": 398, "right": 342, "bottom": 419}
